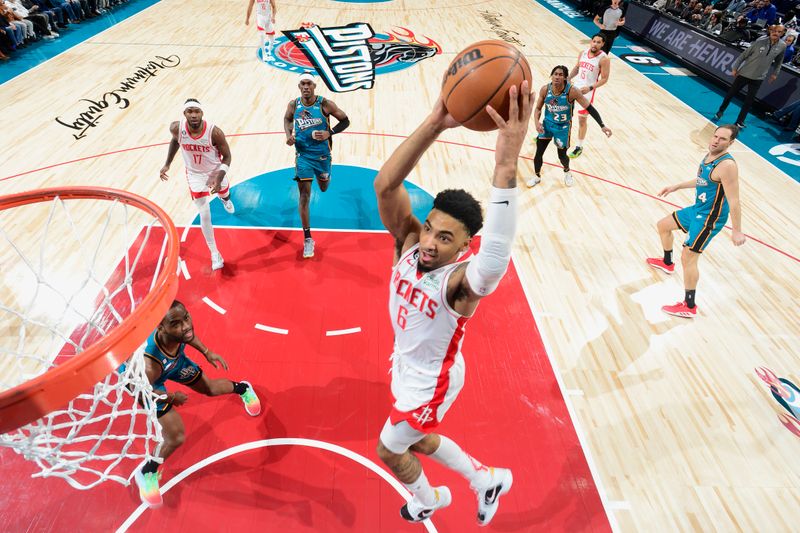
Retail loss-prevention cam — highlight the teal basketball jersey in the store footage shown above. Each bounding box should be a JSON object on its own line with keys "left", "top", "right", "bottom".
{"left": 543, "top": 82, "right": 573, "bottom": 127}
{"left": 294, "top": 96, "right": 331, "bottom": 157}
{"left": 694, "top": 153, "right": 733, "bottom": 217}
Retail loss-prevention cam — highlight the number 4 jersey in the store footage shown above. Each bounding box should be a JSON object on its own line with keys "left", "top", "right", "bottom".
{"left": 387, "top": 243, "right": 473, "bottom": 431}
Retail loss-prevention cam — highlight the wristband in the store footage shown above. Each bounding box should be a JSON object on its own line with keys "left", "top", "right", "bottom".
{"left": 218, "top": 164, "right": 229, "bottom": 173}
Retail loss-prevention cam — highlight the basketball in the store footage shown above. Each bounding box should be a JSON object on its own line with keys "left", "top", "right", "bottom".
{"left": 442, "top": 40, "right": 532, "bottom": 132}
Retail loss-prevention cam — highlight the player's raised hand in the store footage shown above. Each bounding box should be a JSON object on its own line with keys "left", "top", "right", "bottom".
{"left": 159, "top": 166, "right": 170, "bottom": 181}
{"left": 429, "top": 95, "right": 461, "bottom": 131}
{"left": 486, "top": 80, "right": 534, "bottom": 167}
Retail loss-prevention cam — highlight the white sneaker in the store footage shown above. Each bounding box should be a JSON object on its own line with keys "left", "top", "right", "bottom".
{"left": 400, "top": 486, "right": 452, "bottom": 522}
{"left": 563, "top": 171, "right": 575, "bottom": 187}
{"left": 221, "top": 197, "right": 235, "bottom": 214}
{"left": 211, "top": 252, "right": 224, "bottom": 270}
{"left": 473, "top": 467, "right": 513, "bottom": 527}
{"left": 526, "top": 176, "right": 542, "bottom": 188}
{"left": 303, "top": 238, "right": 315, "bottom": 258}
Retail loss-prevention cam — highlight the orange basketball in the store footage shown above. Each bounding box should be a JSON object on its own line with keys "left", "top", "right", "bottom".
{"left": 442, "top": 40, "right": 532, "bottom": 132}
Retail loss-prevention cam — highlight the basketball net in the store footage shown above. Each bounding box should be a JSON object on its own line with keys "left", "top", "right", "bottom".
{"left": 0, "top": 188, "right": 178, "bottom": 489}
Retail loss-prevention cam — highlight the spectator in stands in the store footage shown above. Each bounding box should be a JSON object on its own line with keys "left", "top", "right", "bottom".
{"left": 689, "top": 3, "right": 708, "bottom": 24}
{"left": 0, "top": 4, "right": 26, "bottom": 48}
{"left": 594, "top": 0, "right": 626, "bottom": 54}
{"left": 747, "top": 0, "right": 778, "bottom": 26}
{"left": 21, "top": 0, "right": 61, "bottom": 33}
{"left": 704, "top": 10, "right": 725, "bottom": 31}
{"left": 721, "top": 15, "right": 752, "bottom": 41}
{"left": 765, "top": 98, "right": 800, "bottom": 131}
{"left": 714, "top": 24, "right": 787, "bottom": 127}
{"left": 666, "top": 0, "right": 686, "bottom": 16}
{"left": 681, "top": 0, "right": 699, "bottom": 20}
{"left": 725, "top": 0, "right": 749, "bottom": 15}
{"left": 7, "top": 0, "right": 56, "bottom": 39}
{"left": 783, "top": 33, "right": 796, "bottom": 60}
{"left": 653, "top": 0, "right": 669, "bottom": 10}
{"left": 2, "top": 1, "right": 34, "bottom": 42}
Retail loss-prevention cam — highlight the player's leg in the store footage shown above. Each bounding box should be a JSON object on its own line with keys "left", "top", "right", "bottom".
{"left": 647, "top": 209, "right": 685, "bottom": 274}
{"left": 134, "top": 404, "right": 184, "bottom": 507}
{"left": 411, "top": 433, "right": 513, "bottom": 526}
{"left": 316, "top": 155, "right": 331, "bottom": 193}
{"left": 191, "top": 190, "right": 223, "bottom": 269}
{"left": 216, "top": 174, "right": 235, "bottom": 214}
{"left": 377, "top": 421, "right": 452, "bottom": 522}
{"left": 527, "top": 136, "right": 551, "bottom": 187}
{"left": 263, "top": 18, "right": 275, "bottom": 55}
{"left": 188, "top": 373, "right": 261, "bottom": 416}
{"left": 295, "top": 172, "right": 314, "bottom": 257}
{"left": 571, "top": 114, "right": 588, "bottom": 158}
{"left": 555, "top": 129, "right": 573, "bottom": 186}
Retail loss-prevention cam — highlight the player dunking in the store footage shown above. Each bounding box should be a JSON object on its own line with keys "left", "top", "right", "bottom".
{"left": 283, "top": 72, "right": 350, "bottom": 258}
{"left": 160, "top": 99, "right": 235, "bottom": 270}
{"left": 567, "top": 34, "right": 610, "bottom": 159}
{"left": 373, "top": 82, "right": 533, "bottom": 525}
{"left": 527, "top": 65, "right": 611, "bottom": 188}
{"left": 128, "top": 301, "right": 261, "bottom": 508}
{"left": 245, "top": 0, "right": 276, "bottom": 59}
{"left": 646, "top": 125, "right": 746, "bottom": 317}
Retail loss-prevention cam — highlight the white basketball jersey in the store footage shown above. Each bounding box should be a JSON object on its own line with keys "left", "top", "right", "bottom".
{"left": 574, "top": 48, "right": 606, "bottom": 88}
{"left": 179, "top": 119, "right": 220, "bottom": 176}
{"left": 255, "top": 0, "right": 271, "bottom": 18}
{"left": 388, "top": 244, "right": 471, "bottom": 409}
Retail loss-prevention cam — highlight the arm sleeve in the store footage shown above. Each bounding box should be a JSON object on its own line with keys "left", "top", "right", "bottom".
{"left": 585, "top": 104, "right": 606, "bottom": 127}
{"left": 464, "top": 187, "right": 517, "bottom": 297}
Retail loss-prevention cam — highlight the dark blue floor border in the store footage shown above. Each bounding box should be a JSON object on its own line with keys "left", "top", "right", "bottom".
{"left": 0, "top": 0, "right": 161, "bottom": 85}
{"left": 533, "top": 0, "right": 800, "bottom": 180}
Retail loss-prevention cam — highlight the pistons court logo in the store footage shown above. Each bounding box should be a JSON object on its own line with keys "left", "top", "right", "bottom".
{"left": 264, "top": 22, "right": 441, "bottom": 92}
{"left": 755, "top": 367, "right": 800, "bottom": 437}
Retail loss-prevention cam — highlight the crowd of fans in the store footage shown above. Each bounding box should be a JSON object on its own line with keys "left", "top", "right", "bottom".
{"left": 644, "top": 0, "right": 800, "bottom": 65}
{"left": 0, "top": 0, "right": 130, "bottom": 60}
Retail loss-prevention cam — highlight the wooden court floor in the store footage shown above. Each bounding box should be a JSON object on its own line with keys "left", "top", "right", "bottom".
{"left": 2, "top": 0, "right": 800, "bottom": 530}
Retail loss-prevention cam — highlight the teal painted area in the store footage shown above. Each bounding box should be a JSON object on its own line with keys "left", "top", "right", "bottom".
{"left": 196, "top": 165, "right": 434, "bottom": 231}
{"left": 0, "top": 0, "right": 161, "bottom": 85}
{"left": 533, "top": 0, "right": 800, "bottom": 181}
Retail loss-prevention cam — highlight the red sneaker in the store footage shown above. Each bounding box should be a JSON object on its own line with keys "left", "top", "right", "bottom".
{"left": 646, "top": 257, "right": 675, "bottom": 274}
{"left": 662, "top": 301, "right": 697, "bottom": 318}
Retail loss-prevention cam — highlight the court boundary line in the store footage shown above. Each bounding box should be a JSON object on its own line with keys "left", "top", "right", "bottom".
{"left": 115, "top": 437, "right": 437, "bottom": 533}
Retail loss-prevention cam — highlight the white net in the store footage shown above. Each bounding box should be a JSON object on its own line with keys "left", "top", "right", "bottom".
{"left": 0, "top": 191, "right": 172, "bottom": 489}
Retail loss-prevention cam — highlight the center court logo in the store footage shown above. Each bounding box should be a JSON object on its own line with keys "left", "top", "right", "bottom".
{"left": 265, "top": 23, "right": 441, "bottom": 92}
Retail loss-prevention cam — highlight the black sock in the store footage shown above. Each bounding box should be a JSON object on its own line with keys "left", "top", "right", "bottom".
{"left": 663, "top": 250, "right": 673, "bottom": 265}
{"left": 685, "top": 289, "right": 696, "bottom": 308}
{"left": 231, "top": 381, "right": 248, "bottom": 395}
{"left": 142, "top": 459, "right": 159, "bottom": 474}
{"left": 303, "top": 227, "right": 311, "bottom": 240}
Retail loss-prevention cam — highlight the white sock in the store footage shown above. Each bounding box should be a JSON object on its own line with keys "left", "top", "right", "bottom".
{"left": 430, "top": 436, "right": 491, "bottom": 487}
{"left": 268, "top": 34, "right": 275, "bottom": 50}
{"left": 402, "top": 469, "right": 436, "bottom": 506}
{"left": 194, "top": 197, "right": 218, "bottom": 255}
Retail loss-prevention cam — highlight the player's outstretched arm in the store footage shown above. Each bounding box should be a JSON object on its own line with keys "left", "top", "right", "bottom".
{"left": 447, "top": 82, "right": 533, "bottom": 317}
{"left": 374, "top": 96, "right": 459, "bottom": 247}
{"left": 160, "top": 121, "right": 180, "bottom": 181}
{"left": 572, "top": 88, "right": 611, "bottom": 137}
